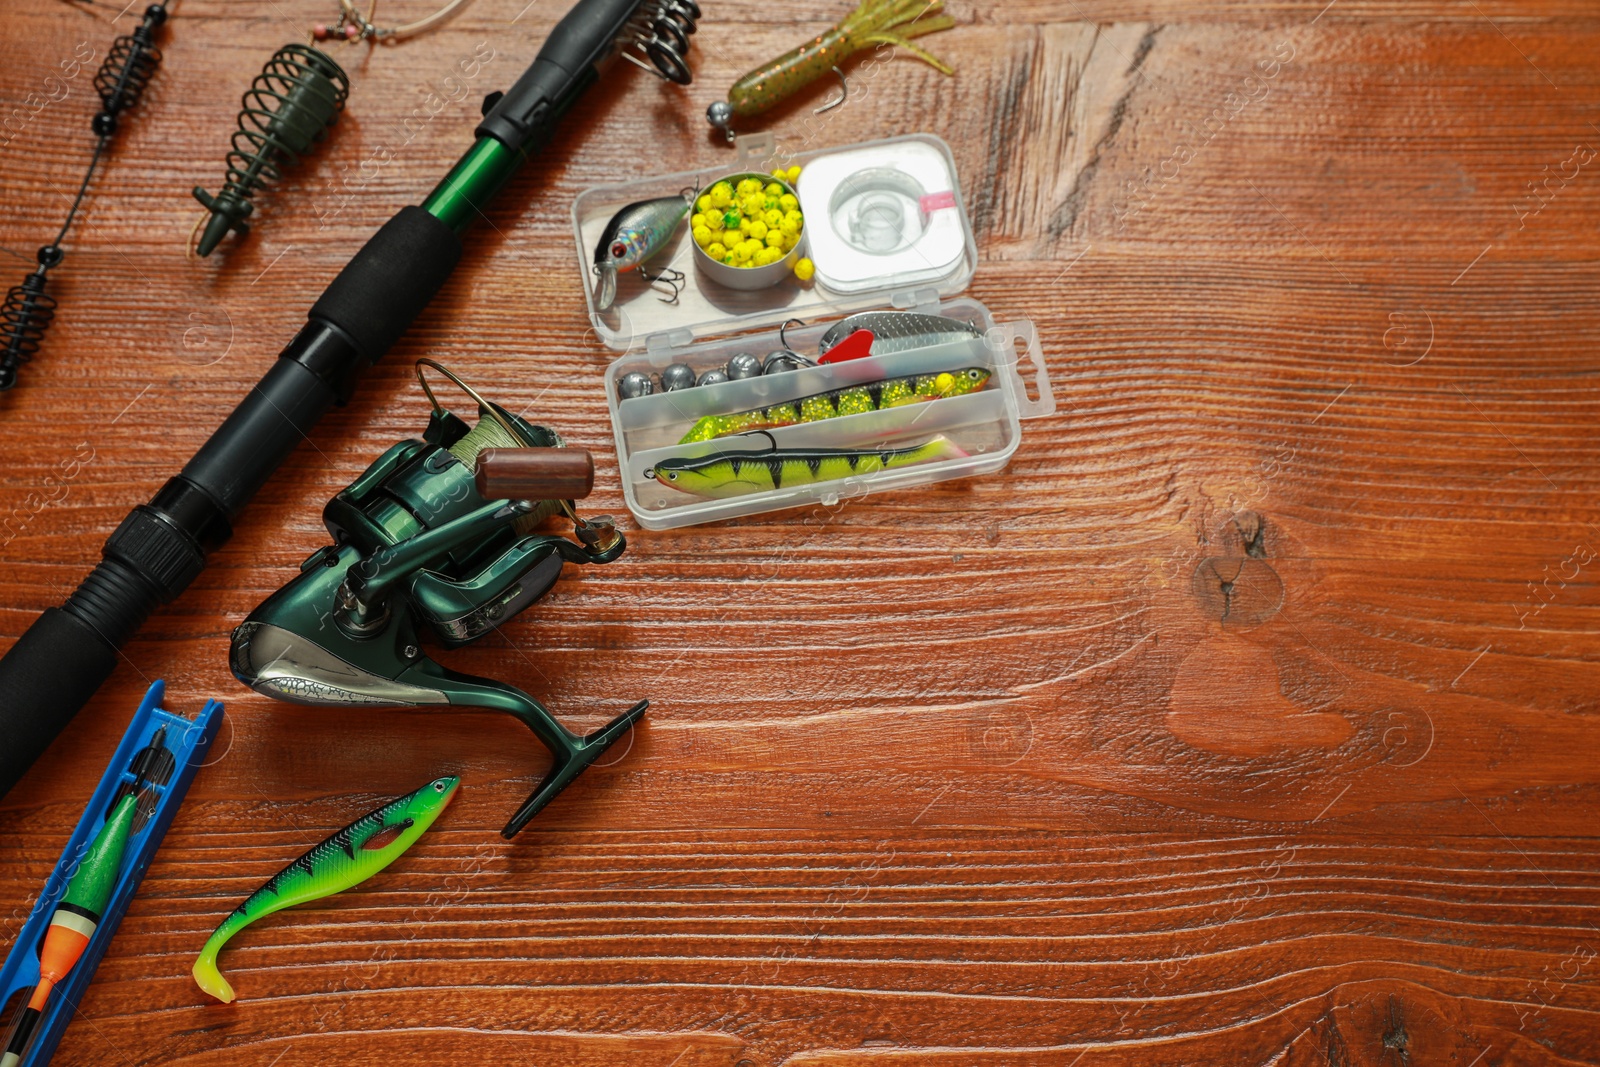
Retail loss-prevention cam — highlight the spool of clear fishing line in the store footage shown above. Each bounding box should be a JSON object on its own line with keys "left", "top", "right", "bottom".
{"left": 797, "top": 140, "right": 967, "bottom": 293}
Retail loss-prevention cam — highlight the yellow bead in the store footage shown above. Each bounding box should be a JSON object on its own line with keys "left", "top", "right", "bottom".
{"left": 706, "top": 241, "right": 726, "bottom": 259}
{"left": 693, "top": 225, "right": 712, "bottom": 247}
{"left": 690, "top": 212, "right": 706, "bottom": 228}
{"left": 793, "top": 257, "right": 814, "bottom": 281}
{"left": 935, "top": 372, "right": 954, "bottom": 392}
{"left": 731, "top": 243, "right": 753, "bottom": 263}
{"left": 738, "top": 218, "right": 753, "bottom": 235}
{"left": 708, "top": 188, "right": 731, "bottom": 209}
{"left": 779, "top": 194, "right": 798, "bottom": 212}
{"left": 780, "top": 231, "right": 798, "bottom": 252}
{"left": 696, "top": 194, "right": 712, "bottom": 213}
{"left": 764, "top": 182, "right": 783, "bottom": 197}
{"left": 786, "top": 165, "right": 802, "bottom": 183}
{"left": 765, "top": 229, "right": 784, "bottom": 248}
{"left": 747, "top": 220, "right": 768, "bottom": 240}
{"left": 779, "top": 217, "right": 801, "bottom": 236}
{"left": 737, "top": 177, "right": 762, "bottom": 195}
{"left": 741, "top": 194, "right": 766, "bottom": 216}
{"left": 762, "top": 209, "right": 782, "bottom": 228}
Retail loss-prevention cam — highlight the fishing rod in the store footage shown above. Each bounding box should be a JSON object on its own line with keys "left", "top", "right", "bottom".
{"left": 0, "top": 0, "right": 700, "bottom": 798}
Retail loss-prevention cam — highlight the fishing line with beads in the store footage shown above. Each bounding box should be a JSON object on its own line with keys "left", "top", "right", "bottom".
{"left": 0, "top": 3, "right": 170, "bottom": 396}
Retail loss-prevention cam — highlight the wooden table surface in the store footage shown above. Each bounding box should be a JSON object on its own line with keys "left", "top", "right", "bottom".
{"left": 3, "top": 0, "right": 1599, "bottom": 1063}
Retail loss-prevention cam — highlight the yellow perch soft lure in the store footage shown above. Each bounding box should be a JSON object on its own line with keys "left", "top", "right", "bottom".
{"left": 649, "top": 436, "right": 966, "bottom": 498}
{"left": 192, "top": 776, "right": 458, "bottom": 1003}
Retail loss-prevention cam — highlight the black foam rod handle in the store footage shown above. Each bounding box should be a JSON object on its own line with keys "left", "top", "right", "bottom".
{"left": 0, "top": 208, "right": 464, "bottom": 801}
{"left": 0, "top": 608, "right": 120, "bottom": 795}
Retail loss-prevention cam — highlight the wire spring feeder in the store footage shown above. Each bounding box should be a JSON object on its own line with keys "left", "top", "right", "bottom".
{"left": 192, "top": 43, "right": 349, "bottom": 257}
{"left": 618, "top": 0, "right": 700, "bottom": 84}
{"left": 0, "top": 3, "right": 167, "bottom": 393}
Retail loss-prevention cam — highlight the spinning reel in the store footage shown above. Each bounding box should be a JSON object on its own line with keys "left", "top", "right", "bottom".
{"left": 231, "top": 360, "right": 645, "bottom": 838}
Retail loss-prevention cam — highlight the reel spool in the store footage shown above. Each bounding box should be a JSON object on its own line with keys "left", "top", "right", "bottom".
{"left": 193, "top": 44, "right": 349, "bottom": 257}
{"left": 230, "top": 360, "right": 643, "bottom": 839}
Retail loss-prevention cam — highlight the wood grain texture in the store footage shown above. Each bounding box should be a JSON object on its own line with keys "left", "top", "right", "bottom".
{"left": 2, "top": 0, "right": 1599, "bottom": 1063}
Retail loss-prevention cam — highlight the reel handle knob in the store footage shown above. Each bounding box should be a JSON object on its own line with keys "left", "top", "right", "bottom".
{"left": 475, "top": 447, "right": 595, "bottom": 501}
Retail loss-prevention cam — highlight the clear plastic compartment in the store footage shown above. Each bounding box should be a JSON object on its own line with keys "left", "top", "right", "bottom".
{"left": 571, "top": 134, "right": 1056, "bottom": 529}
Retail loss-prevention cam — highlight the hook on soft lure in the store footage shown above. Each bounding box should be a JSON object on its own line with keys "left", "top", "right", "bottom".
{"left": 192, "top": 776, "right": 459, "bottom": 1003}
{"left": 757, "top": 318, "right": 816, "bottom": 374}
{"left": 705, "top": 0, "right": 955, "bottom": 142}
{"left": 815, "top": 67, "right": 848, "bottom": 115}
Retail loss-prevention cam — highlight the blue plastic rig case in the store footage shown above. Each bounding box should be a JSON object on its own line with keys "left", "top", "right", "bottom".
{"left": 0, "top": 681, "right": 222, "bottom": 1066}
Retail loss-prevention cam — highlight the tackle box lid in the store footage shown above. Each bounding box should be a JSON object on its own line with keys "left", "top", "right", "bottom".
{"left": 570, "top": 132, "right": 980, "bottom": 352}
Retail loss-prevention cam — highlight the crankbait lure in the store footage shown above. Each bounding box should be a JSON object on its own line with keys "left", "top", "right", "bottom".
{"left": 593, "top": 192, "right": 693, "bottom": 310}
{"left": 650, "top": 436, "right": 966, "bottom": 498}
{"left": 705, "top": 0, "right": 954, "bottom": 140}
{"left": 678, "top": 366, "right": 990, "bottom": 444}
{"left": 819, "top": 311, "right": 983, "bottom": 356}
{"left": 192, "top": 776, "right": 459, "bottom": 1003}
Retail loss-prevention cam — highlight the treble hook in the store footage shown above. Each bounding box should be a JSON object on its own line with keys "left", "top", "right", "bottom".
{"left": 640, "top": 264, "right": 686, "bottom": 305}
{"left": 813, "top": 66, "right": 847, "bottom": 115}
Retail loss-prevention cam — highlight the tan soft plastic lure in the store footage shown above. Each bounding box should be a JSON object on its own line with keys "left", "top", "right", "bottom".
{"left": 708, "top": 0, "right": 955, "bottom": 134}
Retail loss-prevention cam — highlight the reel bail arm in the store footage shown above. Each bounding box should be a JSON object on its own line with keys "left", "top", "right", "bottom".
{"left": 337, "top": 499, "right": 537, "bottom": 631}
